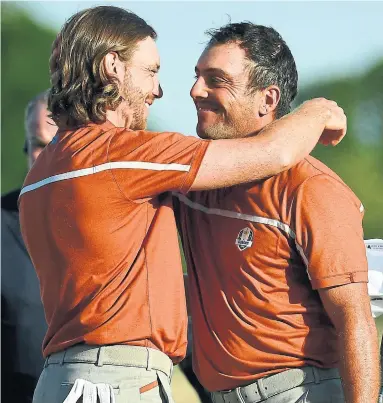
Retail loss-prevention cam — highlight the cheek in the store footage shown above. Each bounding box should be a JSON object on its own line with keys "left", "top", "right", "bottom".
{"left": 213, "top": 89, "right": 242, "bottom": 114}
{"left": 142, "top": 76, "right": 156, "bottom": 95}
{"left": 212, "top": 89, "right": 231, "bottom": 107}
{"left": 226, "top": 100, "right": 258, "bottom": 127}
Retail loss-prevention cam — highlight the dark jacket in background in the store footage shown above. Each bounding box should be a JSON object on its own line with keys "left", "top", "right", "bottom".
{"left": 1, "top": 189, "right": 47, "bottom": 403}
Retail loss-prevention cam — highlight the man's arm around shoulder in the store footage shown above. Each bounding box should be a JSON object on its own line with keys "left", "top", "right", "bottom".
{"left": 191, "top": 98, "right": 347, "bottom": 191}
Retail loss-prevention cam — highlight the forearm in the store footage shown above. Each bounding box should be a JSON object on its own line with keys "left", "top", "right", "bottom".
{"left": 337, "top": 317, "right": 379, "bottom": 403}
{"left": 192, "top": 99, "right": 337, "bottom": 190}
{"left": 254, "top": 99, "right": 332, "bottom": 170}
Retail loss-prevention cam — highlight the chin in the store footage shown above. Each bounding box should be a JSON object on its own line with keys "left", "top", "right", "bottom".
{"left": 197, "top": 122, "right": 232, "bottom": 140}
{"left": 196, "top": 125, "right": 209, "bottom": 140}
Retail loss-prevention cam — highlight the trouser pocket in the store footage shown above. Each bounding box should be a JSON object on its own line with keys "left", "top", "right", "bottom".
{"left": 156, "top": 371, "right": 174, "bottom": 403}
{"left": 61, "top": 378, "right": 128, "bottom": 403}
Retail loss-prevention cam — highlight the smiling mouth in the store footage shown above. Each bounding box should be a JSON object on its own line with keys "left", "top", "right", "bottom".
{"left": 196, "top": 105, "right": 219, "bottom": 113}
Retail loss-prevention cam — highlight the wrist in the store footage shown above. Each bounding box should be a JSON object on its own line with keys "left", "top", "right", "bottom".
{"left": 299, "top": 99, "right": 332, "bottom": 122}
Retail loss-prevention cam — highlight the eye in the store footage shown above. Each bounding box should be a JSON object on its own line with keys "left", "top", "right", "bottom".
{"left": 148, "top": 69, "right": 158, "bottom": 77}
{"left": 207, "top": 76, "right": 223, "bottom": 86}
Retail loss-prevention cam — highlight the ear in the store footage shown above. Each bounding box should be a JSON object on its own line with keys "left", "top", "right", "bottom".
{"left": 259, "top": 86, "right": 281, "bottom": 117}
{"left": 103, "top": 52, "right": 125, "bottom": 83}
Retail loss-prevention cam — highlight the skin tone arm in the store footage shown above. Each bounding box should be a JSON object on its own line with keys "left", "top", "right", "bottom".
{"left": 191, "top": 98, "right": 346, "bottom": 191}
{"left": 319, "top": 282, "right": 380, "bottom": 403}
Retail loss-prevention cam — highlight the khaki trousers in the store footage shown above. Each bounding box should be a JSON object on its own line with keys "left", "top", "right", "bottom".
{"left": 33, "top": 344, "right": 175, "bottom": 403}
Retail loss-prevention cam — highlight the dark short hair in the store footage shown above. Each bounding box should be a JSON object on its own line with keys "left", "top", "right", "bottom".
{"left": 206, "top": 22, "right": 298, "bottom": 118}
{"left": 49, "top": 6, "right": 157, "bottom": 129}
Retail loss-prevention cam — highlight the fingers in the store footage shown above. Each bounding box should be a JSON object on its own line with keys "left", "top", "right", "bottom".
{"left": 319, "top": 126, "right": 347, "bottom": 147}
{"left": 301, "top": 97, "right": 347, "bottom": 147}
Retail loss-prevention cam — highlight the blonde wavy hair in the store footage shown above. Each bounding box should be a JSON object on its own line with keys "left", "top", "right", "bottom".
{"left": 48, "top": 6, "right": 157, "bottom": 129}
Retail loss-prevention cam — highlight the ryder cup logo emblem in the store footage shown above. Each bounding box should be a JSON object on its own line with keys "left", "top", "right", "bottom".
{"left": 235, "top": 227, "right": 254, "bottom": 251}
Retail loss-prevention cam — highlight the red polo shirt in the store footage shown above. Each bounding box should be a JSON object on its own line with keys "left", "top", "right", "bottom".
{"left": 19, "top": 120, "right": 209, "bottom": 363}
{"left": 177, "top": 156, "right": 368, "bottom": 390}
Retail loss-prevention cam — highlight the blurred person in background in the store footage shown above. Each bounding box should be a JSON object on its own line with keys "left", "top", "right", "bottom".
{"left": 1, "top": 91, "right": 57, "bottom": 403}
{"left": 176, "top": 22, "right": 379, "bottom": 403}
{"left": 19, "top": 6, "right": 347, "bottom": 403}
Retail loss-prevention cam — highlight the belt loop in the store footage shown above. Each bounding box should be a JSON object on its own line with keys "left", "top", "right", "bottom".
{"left": 146, "top": 347, "right": 152, "bottom": 371}
{"left": 43, "top": 357, "right": 48, "bottom": 368}
{"left": 257, "top": 378, "right": 269, "bottom": 400}
{"left": 96, "top": 346, "right": 105, "bottom": 367}
{"left": 312, "top": 367, "right": 321, "bottom": 384}
{"left": 169, "top": 361, "right": 174, "bottom": 381}
{"left": 60, "top": 350, "right": 66, "bottom": 366}
{"left": 235, "top": 388, "right": 247, "bottom": 403}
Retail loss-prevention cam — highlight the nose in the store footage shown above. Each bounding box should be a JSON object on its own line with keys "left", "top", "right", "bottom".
{"left": 190, "top": 77, "right": 208, "bottom": 100}
{"left": 153, "top": 77, "right": 163, "bottom": 99}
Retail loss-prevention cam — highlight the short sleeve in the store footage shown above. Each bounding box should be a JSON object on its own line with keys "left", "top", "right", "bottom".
{"left": 292, "top": 174, "right": 368, "bottom": 289}
{"left": 107, "top": 130, "right": 210, "bottom": 201}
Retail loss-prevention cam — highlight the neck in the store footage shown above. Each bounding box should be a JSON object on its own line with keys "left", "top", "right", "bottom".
{"left": 105, "top": 102, "right": 133, "bottom": 129}
{"left": 242, "top": 115, "right": 275, "bottom": 138}
{"left": 254, "top": 114, "right": 275, "bottom": 135}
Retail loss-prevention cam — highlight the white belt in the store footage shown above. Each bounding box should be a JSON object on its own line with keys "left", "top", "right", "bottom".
{"left": 45, "top": 344, "right": 173, "bottom": 378}
{"left": 211, "top": 367, "right": 340, "bottom": 403}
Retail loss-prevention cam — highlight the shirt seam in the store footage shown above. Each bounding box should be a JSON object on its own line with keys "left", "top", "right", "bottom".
{"left": 310, "top": 270, "right": 367, "bottom": 280}
{"left": 106, "top": 130, "right": 140, "bottom": 205}
{"left": 289, "top": 172, "right": 364, "bottom": 279}
{"left": 303, "top": 159, "right": 362, "bottom": 210}
{"left": 180, "top": 141, "right": 210, "bottom": 193}
{"left": 178, "top": 140, "right": 204, "bottom": 191}
{"left": 144, "top": 203, "right": 154, "bottom": 345}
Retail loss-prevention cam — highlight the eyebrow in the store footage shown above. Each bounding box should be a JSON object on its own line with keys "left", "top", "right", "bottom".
{"left": 195, "top": 67, "right": 231, "bottom": 79}
{"left": 148, "top": 64, "right": 160, "bottom": 72}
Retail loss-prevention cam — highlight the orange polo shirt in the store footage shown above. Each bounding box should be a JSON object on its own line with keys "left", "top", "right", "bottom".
{"left": 176, "top": 156, "right": 368, "bottom": 390}
{"left": 19, "top": 120, "right": 209, "bottom": 363}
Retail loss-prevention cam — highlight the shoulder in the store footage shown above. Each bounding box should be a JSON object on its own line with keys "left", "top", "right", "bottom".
{"left": 295, "top": 157, "right": 361, "bottom": 209}
{"left": 111, "top": 129, "right": 198, "bottom": 144}
{"left": 1, "top": 189, "right": 21, "bottom": 212}
{"left": 108, "top": 129, "right": 206, "bottom": 162}
{"left": 278, "top": 156, "right": 360, "bottom": 205}
{"left": 284, "top": 156, "right": 343, "bottom": 188}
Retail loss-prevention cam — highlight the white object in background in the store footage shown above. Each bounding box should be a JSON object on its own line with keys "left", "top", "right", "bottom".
{"left": 365, "top": 239, "right": 383, "bottom": 318}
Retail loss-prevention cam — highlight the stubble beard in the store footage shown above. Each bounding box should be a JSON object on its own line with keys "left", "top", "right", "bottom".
{"left": 197, "top": 114, "right": 243, "bottom": 140}
{"left": 198, "top": 103, "right": 258, "bottom": 140}
{"left": 121, "top": 72, "right": 147, "bottom": 131}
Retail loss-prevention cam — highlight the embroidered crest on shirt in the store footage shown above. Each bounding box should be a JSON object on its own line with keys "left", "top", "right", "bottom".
{"left": 235, "top": 227, "right": 253, "bottom": 251}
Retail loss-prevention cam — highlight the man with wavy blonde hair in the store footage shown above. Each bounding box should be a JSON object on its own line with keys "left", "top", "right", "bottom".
{"left": 19, "top": 6, "right": 348, "bottom": 403}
